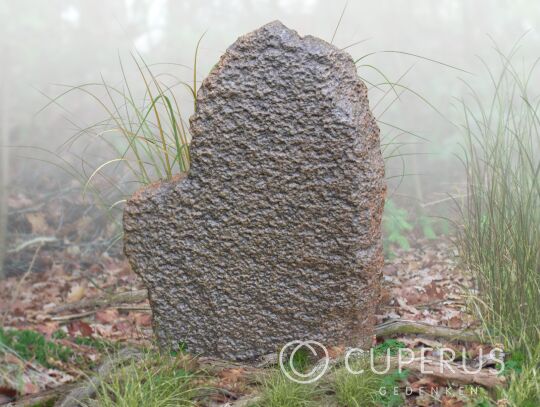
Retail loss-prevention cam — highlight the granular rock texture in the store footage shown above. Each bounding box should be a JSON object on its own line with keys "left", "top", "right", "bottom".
{"left": 124, "top": 21, "right": 386, "bottom": 360}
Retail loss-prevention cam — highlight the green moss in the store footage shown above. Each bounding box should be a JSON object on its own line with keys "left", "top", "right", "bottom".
{"left": 0, "top": 327, "right": 73, "bottom": 368}
{"left": 373, "top": 339, "right": 406, "bottom": 356}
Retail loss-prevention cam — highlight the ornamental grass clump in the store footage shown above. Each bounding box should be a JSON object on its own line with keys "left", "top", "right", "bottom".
{"left": 458, "top": 44, "right": 540, "bottom": 353}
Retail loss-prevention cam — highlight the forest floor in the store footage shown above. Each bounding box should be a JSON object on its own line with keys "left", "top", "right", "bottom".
{"left": 0, "top": 187, "right": 502, "bottom": 406}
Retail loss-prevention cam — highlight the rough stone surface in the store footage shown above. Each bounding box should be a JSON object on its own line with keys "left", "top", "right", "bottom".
{"left": 124, "top": 21, "right": 386, "bottom": 361}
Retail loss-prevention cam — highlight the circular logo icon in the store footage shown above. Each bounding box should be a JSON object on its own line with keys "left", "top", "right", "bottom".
{"left": 278, "top": 340, "right": 330, "bottom": 384}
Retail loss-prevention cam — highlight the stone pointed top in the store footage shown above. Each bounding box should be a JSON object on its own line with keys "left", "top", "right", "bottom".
{"left": 259, "top": 19, "right": 288, "bottom": 30}
{"left": 227, "top": 20, "right": 345, "bottom": 61}
{"left": 244, "top": 20, "right": 294, "bottom": 38}
{"left": 124, "top": 22, "right": 385, "bottom": 361}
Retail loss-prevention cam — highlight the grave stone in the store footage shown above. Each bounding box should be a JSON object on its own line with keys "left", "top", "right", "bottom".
{"left": 124, "top": 21, "right": 386, "bottom": 360}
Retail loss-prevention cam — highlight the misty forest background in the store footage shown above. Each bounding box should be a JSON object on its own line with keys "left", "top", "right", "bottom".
{"left": 2, "top": 0, "right": 539, "bottom": 225}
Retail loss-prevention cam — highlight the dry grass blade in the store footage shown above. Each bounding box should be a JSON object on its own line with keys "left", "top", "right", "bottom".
{"left": 456, "top": 40, "right": 540, "bottom": 406}
{"left": 32, "top": 48, "right": 203, "bottom": 215}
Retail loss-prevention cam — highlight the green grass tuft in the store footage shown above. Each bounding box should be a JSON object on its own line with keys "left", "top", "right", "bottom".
{"left": 333, "top": 356, "right": 408, "bottom": 407}
{"left": 457, "top": 41, "right": 540, "bottom": 406}
{"left": 457, "top": 43, "right": 540, "bottom": 355}
{"left": 94, "top": 351, "right": 200, "bottom": 407}
{"left": 38, "top": 49, "right": 202, "bottom": 213}
{"left": 333, "top": 358, "right": 382, "bottom": 407}
{"left": 253, "top": 372, "right": 318, "bottom": 407}
{"left": 497, "top": 359, "right": 540, "bottom": 407}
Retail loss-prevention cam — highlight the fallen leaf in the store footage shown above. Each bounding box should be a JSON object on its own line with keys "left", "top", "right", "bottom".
{"left": 219, "top": 368, "right": 245, "bottom": 385}
{"left": 425, "top": 281, "right": 445, "bottom": 300}
{"left": 397, "top": 287, "right": 424, "bottom": 305}
{"left": 447, "top": 316, "right": 462, "bottom": 329}
{"left": 113, "top": 320, "right": 132, "bottom": 334}
{"left": 34, "top": 321, "right": 60, "bottom": 337}
{"left": 0, "top": 395, "right": 13, "bottom": 405}
{"left": 23, "top": 382, "right": 40, "bottom": 395}
{"left": 88, "top": 264, "right": 103, "bottom": 274}
{"left": 397, "top": 297, "right": 420, "bottom": 315}
{"left": 4, "top": 353, "right": 24, "bottom": 368}
{"left": 25, "top": 212, "right": 50, "bottom": 234}
{"left": 66, "top": 284, "right": 86, "bottom": 303}
{"left": 410, "top": 377, "right": 440, "bottom": 393}
{"left": 7, "top": 193, "right": 32, "bottom": 209}
{"left": 66, "top": 246, "right": 81, "bottom": 256}
{"left": 0, "top": 387, "right": 17, "bottom": 404}
{"left": 95, "top": 309, "right": 119, "bottom": 324}
{"left": 132, "top": 312, "right": 152, "bottom": 327}
{"left": 327, "top": 345, "right": 345, "bottom": 359}
{"left": 441, "top": 395, "right": 465, "bottom": 407}
{"left": 415, "top": 394, "right": 432, "bottom": 407}
{"left": 68, "top": 320, "right": 93, "bottom": 337}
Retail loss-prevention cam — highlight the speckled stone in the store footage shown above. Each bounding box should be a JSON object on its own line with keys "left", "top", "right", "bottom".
{"left": 123, "top": 21, "right": 386, "bottom": 361}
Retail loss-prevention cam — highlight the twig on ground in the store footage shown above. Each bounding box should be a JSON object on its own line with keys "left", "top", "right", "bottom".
{"left": 114, "top": 305, "right": 151, "bottom": 311}
{"left": 7, "top": 236, "right": 58, "bottom": 254}
{"left": 375, "top": 319, "right": 482, "bottom": 342}
{"left": 51, "top": 305, "right": 151, "bottom": 322}
{"left": 415, "top": 299, "right": 466, "bottom": 310}
{"left": 51, "top": 289, "right": 148, "bottom": 314}
{"left": 389, "top": 357, "right": 505, "bottom": 388}
{"left": 51, "top": 311, "right": 97, "bottom": 322}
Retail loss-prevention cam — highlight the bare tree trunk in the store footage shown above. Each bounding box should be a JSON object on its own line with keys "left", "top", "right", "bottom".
{"left": 0, "top": 49, "right": 9, "bottom": 279}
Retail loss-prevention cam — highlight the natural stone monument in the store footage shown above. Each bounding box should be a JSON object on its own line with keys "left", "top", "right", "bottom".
{"left": 124, "top": 21, "right": 386, "bottom": 360}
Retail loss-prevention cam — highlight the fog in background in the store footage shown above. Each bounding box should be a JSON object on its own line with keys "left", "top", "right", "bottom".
{"left": 1, "top": 0, "right": 539, "bottom": 238}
